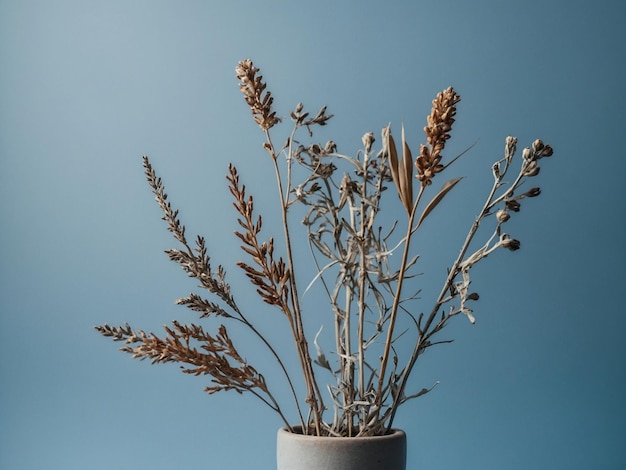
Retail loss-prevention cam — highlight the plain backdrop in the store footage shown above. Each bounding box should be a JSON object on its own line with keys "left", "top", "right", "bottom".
{"left": 1, "top": 1, "right": 625, "bottom": 469}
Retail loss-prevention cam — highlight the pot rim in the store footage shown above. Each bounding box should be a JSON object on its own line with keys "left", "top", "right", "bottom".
{"left": 278, "top": 426, "right": 405, "bottom": 441}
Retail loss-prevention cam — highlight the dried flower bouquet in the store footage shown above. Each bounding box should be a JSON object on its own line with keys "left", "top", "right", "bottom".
{"left": 96, "top": 59, "right": 554, "bottom": 437}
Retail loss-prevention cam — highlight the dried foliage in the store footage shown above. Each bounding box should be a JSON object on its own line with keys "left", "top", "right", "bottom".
{"left": 96, "top": 59, "right": 555, "bottom": 438}
{"left": 95, "top": 322, "right": 267, "bottom": 395}
{"left": 228, "top": 164, "right": 291, "bottom": 310}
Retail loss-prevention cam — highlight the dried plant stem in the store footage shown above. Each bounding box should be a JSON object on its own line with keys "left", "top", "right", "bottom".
{"left": 384, "top": 142, "right": 544, "bottom": 430}
{"left": 264, "top": 130, "right": 325, "bottom": 435}
{"left": 357, "top": 233, "right": 366, "bottom": 426}
{"left": 147, "top": 156, "right": 303, "bottom": 430}
{"left": 237, "top": 314, "right": 303, "bottom": 431}
{"left": 356, "top": 149, "right": 371, "bottom": 429}
{"left": 340, "top": 311, "right": 352, "bottom": 423}
{"left": 343, "top": 288, "right": 354, "bottom": 435}
{"left": 382, "top": 185, "right": 497, "bottom": 430}
{"left": 374, "top": 185, "right": 425, "bottom": 421}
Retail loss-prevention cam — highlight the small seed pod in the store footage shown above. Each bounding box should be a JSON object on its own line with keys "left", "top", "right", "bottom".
{"left": 540, "top": 145, "right": 554, "bottom": 157}
{"left": 524, "top": 187, "right": 541, "bottom": 198}
{"left": 496, "top": 209, "right": 510, "bottom": 223}
{"left": 522, "top": 147, "right": 533, "bottom": 161}
{"left": 505, "top": 199, "right": 521, "bottom": 212}
{"left": 501, "top": 236, "right": 521, "bottom": 251}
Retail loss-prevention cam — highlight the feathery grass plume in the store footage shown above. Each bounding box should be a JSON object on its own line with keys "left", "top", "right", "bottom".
{"left": 228, "top": 163, "right": 292, "bottom": 310}
{"left": 143, "top": 156, "right": 235, "bottom": 309}
{"left": 96, "top": 321, "right": 272, "bottom": 400}
{"left": 96, "top": 155, "right": 302, "bottom": 430}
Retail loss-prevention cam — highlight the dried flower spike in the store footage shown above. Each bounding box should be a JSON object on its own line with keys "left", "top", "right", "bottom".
{"left": 415, "top": 87, "right": 461, "bottom": 186}
{"left": 236, "top": 59, "right": 280, "bottom": 130}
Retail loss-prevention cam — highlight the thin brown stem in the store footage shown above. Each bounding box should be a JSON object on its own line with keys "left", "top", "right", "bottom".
{"left": 265, "top": 129, "right": 325, "bottom": 435}
{"left": 374, "top": 185, "right": 425, "bottom": 417}
{"left": 356, "top": 150, "right": 370, "bottom": 428}
{"left": 385, "top": 146, "right": 532, "bottom": 430}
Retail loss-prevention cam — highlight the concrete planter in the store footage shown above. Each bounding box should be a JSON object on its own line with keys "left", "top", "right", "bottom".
{"left": 276, "top": 426, "right": 407, "bottom": 470}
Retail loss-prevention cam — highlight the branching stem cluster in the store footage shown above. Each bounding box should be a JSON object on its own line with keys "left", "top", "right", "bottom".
{"left": 96, "top": 59, "right": 554, "bottom": 438}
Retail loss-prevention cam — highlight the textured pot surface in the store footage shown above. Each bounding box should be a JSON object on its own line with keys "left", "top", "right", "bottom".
{"left": 276, "top": 426, "right": 407, "bottom": 470}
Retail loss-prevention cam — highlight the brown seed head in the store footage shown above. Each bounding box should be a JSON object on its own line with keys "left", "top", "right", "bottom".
{"left": 236, "top": 59, "right": 280, "bottom": 131}
{"left": 415, "top": 87, "right": 461, "bottom": 186}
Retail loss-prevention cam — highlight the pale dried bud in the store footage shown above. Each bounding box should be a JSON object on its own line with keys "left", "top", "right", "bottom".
{"left": 362, "top": 132, "right": 375, "bottom": 153}
{"left": 325, "top": 140, "right": 337, "bottom": 153}
{"left": 532, "top": 139, "right": 544, "bottom": 152}
{"left": 294, "top": 184, "right": 305, "bottom": 200}
{"left": 506, "top": 136, "right": 517, "bottom": 148}
{"left": 492, "top": 161, "right": 502, "bottom": 179}
{"left": 295, "top": 102, "right": 303, "bottom": 113}
{"left": 496, "top": 209, "right": 510, "bottom": 223}
{"left": 522, "top": 147, "right": 533, "bottom": 161}
{"left": 462, "top": 307, "right": 476, "bottom": 324}
{"left": 505, "top": 136, "right": 517, "bottom": 163}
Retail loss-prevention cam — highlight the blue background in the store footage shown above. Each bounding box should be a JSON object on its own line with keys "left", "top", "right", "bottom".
{"left": 1, "top": 1, "right": 625, "bottom": 469}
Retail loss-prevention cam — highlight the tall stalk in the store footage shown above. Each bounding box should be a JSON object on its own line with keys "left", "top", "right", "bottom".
{"left": 264, "top": 131, "right": 325, "bottom": 435}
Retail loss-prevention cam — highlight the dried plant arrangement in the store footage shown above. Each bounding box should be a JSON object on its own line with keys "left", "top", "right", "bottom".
{"left": 96, "top": 59, "right": 555, "bottom": 438}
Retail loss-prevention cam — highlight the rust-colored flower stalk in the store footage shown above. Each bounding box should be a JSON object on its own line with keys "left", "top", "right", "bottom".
{"left": 416, "top": 87, "right": 461, "bottom": 186}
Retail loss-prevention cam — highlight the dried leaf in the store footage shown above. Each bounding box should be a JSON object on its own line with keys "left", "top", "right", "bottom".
{"left": 383, "top": 126, "right": 414, "bottom": 214}
{"left": 415, "top": 177, "right": 463, "bottom": 229}
{"left": 400, "top": 124, "right": 414, "bottom": 212}
{"left": 313, "top": 326, "right": 332, "bottom": 372}
{"left": 383, "top": 126, "right": 401, "bottom": 196}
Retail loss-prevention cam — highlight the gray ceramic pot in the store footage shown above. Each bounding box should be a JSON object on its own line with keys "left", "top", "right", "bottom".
{"left": 276, "top": 426, "right": 407, "bottom": 470}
